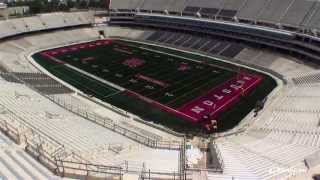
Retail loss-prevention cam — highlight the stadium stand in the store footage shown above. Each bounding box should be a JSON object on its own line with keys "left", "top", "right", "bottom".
{"left": 301, "top": 3, "right": 320, "bottom": 31}
{"left": 1, "top": 0, "right": 320, "bottom": 178}
{"left": 167, "top": 0, "right": 186, "bottom": 14}
{"left": 293, "top": 72, "right": 320, "bottom": 85}
{"left": 39, "top": 13, "right": 66, "bottom": 29}
{"left": 10, "top": 18, "right": 29, "bottom": 33}
{"left": 22, "top": 16, "right": 46, "bottom": 31}
{"left": 279, "top": 0, "right": 315, "bottom": 28}
{"left": 13, "top": 72, "right": 73, "bottom": 95}
{"left": 99, "top": 23, "right": 320, "bottom": 178}
{"left": 0, "top": 125, "right": 58, "bottom": 179}
{"left": 111, "top": 0, "right": 133, "bottom": 11}
{"left": 140, "top": 0, "right": 172, "bottom": 12}
{"left": 257, "top": 0, "right": 295, "bottom": 24}
{"left": 218, "top": 0, "right": 245, "bottom": 19}
{"left": 0, "top": 13, "right": 186, "bottom": 178}
{"left": 142, "top": 30, "right": 245, "bottom": 58}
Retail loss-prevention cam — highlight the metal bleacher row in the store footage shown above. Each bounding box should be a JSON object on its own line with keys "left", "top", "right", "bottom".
{"left": 0, "top": 11, "right": 94, "bottom": 39}
{"left": 0, "top": 131, "right": 56, "bottom": 179}
{"left": 0, "top": 12, "right": 185, "bottom": 178}
{"left": 145, "top": 30, "right": 245, "bottom": 58}
{"left": 100, "top": 23, "right": 320, "bottom": 179}
{"left": 110, "top": 0, "right": 320, "bottom": 31}
{"left": 0, "top": 7, "right": 319, "bottom": 179}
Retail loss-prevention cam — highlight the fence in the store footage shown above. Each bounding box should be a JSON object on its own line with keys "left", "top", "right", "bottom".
{"left": 0, "top": 102, "right": 128, "bottom": 179}
{"left": 207, "top": 138, "right": 224, "bottom": 173}
{"left": 79, "top": 92, "right": 186, "bottom": 138}
{"left": 6, "top": 68, "right": 182, "bottom": 150}
{"left": 140, "top": 170, "right": 190, "bottom": 180}
{"left": 0, "top": 101, "right": 192, "bottom": 180}
{"left": 0, "top": 70, "right": 191, "bottom": 179}
{"left": 0, "top": 118, "right": 20, "bottom": 144}
{"left": 46, "top": 94, "right": 182, "bottom": 150}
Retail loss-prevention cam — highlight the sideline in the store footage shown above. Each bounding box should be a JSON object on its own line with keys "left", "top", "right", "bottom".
{"left": 27, "top": 37, "right": 284, "bottom": 137}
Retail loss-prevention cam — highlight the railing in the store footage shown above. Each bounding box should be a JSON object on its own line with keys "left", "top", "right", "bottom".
{"left": 2, "top": 37, "right": 192, "bottom": 179}
{"left": 0, "top": 104, "right": 126, "bottom": 179}
{"left": 78, "top": 92, "right": 186, "bottom": 138}
{"left": 0, "top": 118, "right": 20, "bottom": 144}
{"left": 210, "top": 138, "right": 224, "bottom": 172}
{"left": 55, "top": 159, "right": 123, "bottom": 179}
{"left": 140, "top": 168, "right": 190, "bottom": 180}
{"left": 25, "top": 142, "right": 58, "bottom": 173}
{"left": 0, "top": 103, "right": 63, "bottom": 149}
{"left": 46, "top": 94, "right": 182, "bottom": 150}
{"left": 6, "top": 68, "right": 182, "bottom": 150}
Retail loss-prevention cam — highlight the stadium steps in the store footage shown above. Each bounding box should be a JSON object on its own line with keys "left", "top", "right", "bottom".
{"left": 0, "top": 42, "right": 25, "bottom": 54}
{"left": 0, "top": 132, "right": 13, "bottom": 147}
{"left": 224, "top": 143, "right": 286, "bottom": 179}
{"left": 213, "top": 140, "right": 261, "bottom": 179}
{"left": 220, "top": 136, "right": 312, "bottom": 179}
{"left": 164, "top": 33, "right": 183, "bottom": 44}
{"left": 257, "top": 110, "right": 320, "bottom": 131}
{"left": 234, "top": 48, "right": 261, "bottom": 62}
{"left": 8, "top": 38, "right": 34, "bottom": 51}
{"left": 293, "top": 72, "right": 320, "bottom": 85}
{"left": 286, "top": 86, "right": 320, "bottom": 97}
{"left": 0, "top": 149, "right": 55, "bottom": 180}
{"left": 173, "top": 35, "right": 192, "bottom": 46}
{"left": 138, "top": 30, "right": 156, "bottom": 40}
{"left": 251, "top": 126, "right": 320, "bottom": 148}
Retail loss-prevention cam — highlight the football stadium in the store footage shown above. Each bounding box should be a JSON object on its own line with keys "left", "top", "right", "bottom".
{"left": 0, "top": 0, "right": 319, "bottom": 179}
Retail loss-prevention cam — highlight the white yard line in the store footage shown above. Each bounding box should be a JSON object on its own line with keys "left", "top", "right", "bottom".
{"left": 137, "top": 46, "right": 234, "bottom": 72}
{"left": 65, "top": 63, "right": 125, "bottom": 91}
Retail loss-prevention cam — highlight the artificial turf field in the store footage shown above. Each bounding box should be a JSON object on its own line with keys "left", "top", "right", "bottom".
{"left": 33, "top": 39, "right": 277, "bottom": 135}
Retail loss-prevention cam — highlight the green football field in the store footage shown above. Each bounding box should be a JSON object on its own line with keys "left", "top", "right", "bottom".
{"left": 33, "top": 39, "right": 276, "bottom": 135}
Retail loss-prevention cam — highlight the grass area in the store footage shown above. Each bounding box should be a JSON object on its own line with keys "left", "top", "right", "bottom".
{"left": 33, "top": 39, "right": 277, "bottom": 135}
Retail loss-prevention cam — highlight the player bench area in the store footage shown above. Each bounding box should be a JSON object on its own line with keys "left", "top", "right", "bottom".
{"left": 33, "top": 39, "right": 275, "bottom": 134}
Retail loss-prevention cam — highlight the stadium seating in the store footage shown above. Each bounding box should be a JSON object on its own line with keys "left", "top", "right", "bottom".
{"left": 141, "top": 30, "right": 245, "bottom": 58}
{"left": 110, "top": 0, "right": 133, "bottom": 11}
{"left": 0, "top": 129, "right": 58, "bottom": 179}
{"left": 140, "top": 0, "right": 172, "bottom": 12}
{"left": 301, "top": 3, "right": 320, "bottom": 30}
{"left": 22, "top": 16, "right": 46, "bottom": 31}
{"left": 99, "top": 24, "right": 320, "bottom": 178}
{"left": 0, "top": 16, "right": 184, "bottom": 177}
{"left": 39, "top": 13, "right": 66, "bottom": 29}
{"left": 109, "top": 0, "right": 320, "bottom": 35}
{"left": 293, "top": 72, "right": 320, "bottom": 85}
{"left": 9, "top": 18, "right": 29, "bottom": 33}
{"left": 257, "top": 0, "right": 294, "bottom": 24}
{"left": 280, "top": 0, "right": 314, "bottom": 28}
{"left": 167, "top": 0, "right": 186, "bottom": 13}
{"left": 1, "top": 6, "right": 320, "bottom": 178}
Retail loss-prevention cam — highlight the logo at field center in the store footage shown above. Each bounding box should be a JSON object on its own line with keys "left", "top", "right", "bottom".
{"left": 122, "top": 58, "right": 145, "bottom": 68}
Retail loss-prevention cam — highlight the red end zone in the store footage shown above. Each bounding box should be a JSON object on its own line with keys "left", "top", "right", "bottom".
{"left": 177, "top": 73, "right": 263, "bottom": 130}
{"left": 126, "top": 73, "right": 263, "bottom": 131}
{"left": 40, "top": 39, "right": 113, "bottom": 57}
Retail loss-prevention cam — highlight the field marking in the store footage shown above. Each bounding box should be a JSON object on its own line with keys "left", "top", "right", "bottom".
{"left": 165, "top": 73, "right": 231, "bottom": 107}
{"left": 137, "top": 46, "right": 233, "bottom": 72}
{"left": 126, "top": 90, "right": 198, "bottom": 122}
{"left": 62, "top": 41, "right": 232, "bottom": 109}
{"left": 102, "top": 91, "right": 123, "bottom": 99}
{"left": 208, "top": 76, "right": 262, "bottom": 116}
{"left": 50, "top": 66, "right": 116, "bottom": 97}
{"left": 65, "top": 64, "right": 125, "bottom": 91}
{"left": 115, "top": 38, "right": 282, "bottom": 83}
{"left": 142, "top": 67, "right": 219, "bottom": 98}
